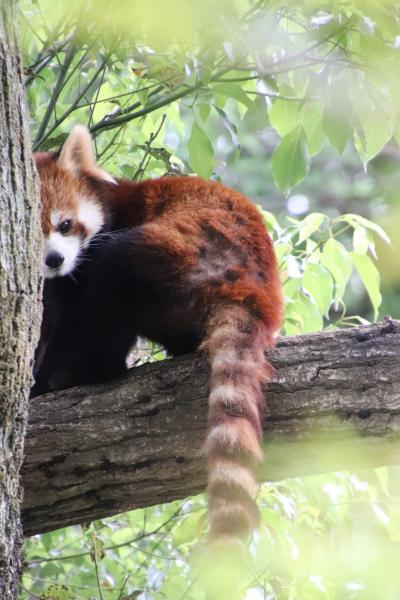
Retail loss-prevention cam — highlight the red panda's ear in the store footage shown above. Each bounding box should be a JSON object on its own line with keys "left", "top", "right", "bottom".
{"left": 58, "top": 125, "right": 116, "bottom": 183}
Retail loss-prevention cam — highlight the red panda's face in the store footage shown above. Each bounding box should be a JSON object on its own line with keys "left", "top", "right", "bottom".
{"left": 36, "top": 159, "right": 105, "bottom": 279}
{"left": 34, "top": 126, "right": 115, "bottom": 279}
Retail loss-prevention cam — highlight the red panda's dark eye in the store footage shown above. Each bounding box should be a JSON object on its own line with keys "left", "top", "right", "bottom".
{"left": 59, "top": 219, "right": 72, "bottom": 234}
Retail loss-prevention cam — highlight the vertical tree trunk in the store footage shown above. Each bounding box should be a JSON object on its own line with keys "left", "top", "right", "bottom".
{"left": 0, "top": 2, "right": 42, "bottom": 596}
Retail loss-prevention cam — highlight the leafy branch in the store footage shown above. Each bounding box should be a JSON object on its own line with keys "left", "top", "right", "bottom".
{"left": 24, "top": 506, "right": 183, "bottom": 566}
{"left": 34, "top": 55, "right": 108, "bottom": 150}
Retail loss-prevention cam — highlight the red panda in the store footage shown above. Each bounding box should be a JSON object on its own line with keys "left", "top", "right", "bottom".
{"left": 33, "top": 126, "right": 283, "bottom": 543}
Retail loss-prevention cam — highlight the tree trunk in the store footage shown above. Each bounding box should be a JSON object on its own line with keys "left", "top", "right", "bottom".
{"left": 0, "top": 2, "right": 42, "bottom": 596}
{"left": 22, "top": 319, "right": 400, "bottom": 537}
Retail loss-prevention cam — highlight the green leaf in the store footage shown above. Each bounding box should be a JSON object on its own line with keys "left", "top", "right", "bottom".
{"left": 172, "top": 512, "right": 203, "bottom": 546}
{"left": 257, "top": 206, "right": 280, "bottom": 234}
{"left": 213, "top": 83, "right": 254, "bottom": 110}
{"left": 275, "top": 241, "right": 293, "bottom": 266}
{"left": 351, "top": 252, "right": 382, "bottom": 318}
{"left": 161, "top": 576, "right": 187, "bottom": 598}
{"left": 337, "top": 214, "right": 391, "bottom": 245}
{"left": 298, "top": 212, "right": 326, "bottom": 243}
{"left": 285, "top": 293, "right": 323, "bottom": 335}
{"left": 269, "top": 85, "right": 300, "bottom": 136}
{"left": 320, "top": 238, "right": 353, "bottom": 299}
{"left": 355, "top": 114, "right": 393, "bottom": 164}
{"left": 198, "top": 64, "right": 212, "bottom": 84}
{"left": 322, "top": 103, "right": 353, "bottom": 154}
{"left": 41, "top": 532, "right": 54, "bottom": 553}
{"left": 303, "top": 263, "right": 333, "bottom": 317}
{"left": 243, "top": 94, "right": 269, "bottom": 130}
{"left": 261, "top": 506, "right": 287, "bottom": 536}
{"left": 213, "top": 105, "right": 239, "bottom": 147}
{"left": 353, "top": 92, "right": 393, "bottom": 164}
{"left": 284, "top": 276, "right": 302, "bottom": 301}
{"left": 197, "top": 102, "right": 211, "bottom": 122}
{"left": 271, "top": 126, "right": 310, "bottom": 194}
{"left": 187, "top": 123, "right": 214, "bottom": 178}
{"left": 353, "top": 226, "right": 371, "bottom": 255}
{"left": 301, "top": 101, "right": 325, "bottom": 156}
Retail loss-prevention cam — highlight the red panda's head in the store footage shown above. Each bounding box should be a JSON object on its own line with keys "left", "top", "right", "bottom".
{"left": 35, "top": 126, "right": 115, "bottom": 279}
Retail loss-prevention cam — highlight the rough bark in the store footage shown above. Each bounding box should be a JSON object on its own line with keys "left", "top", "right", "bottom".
{"left": 0, "top": 2, "right": 42, "bottom": 596}
{"left": 22, "top": 319, "right": 400, "bottom": 537}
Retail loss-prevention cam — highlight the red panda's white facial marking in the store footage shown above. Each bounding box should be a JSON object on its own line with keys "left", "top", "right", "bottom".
{"left": 77, "top": 196, "right": 105, "bottom": 247}
{"left": 43, "top": 198, "right": 105, "bottom": 278}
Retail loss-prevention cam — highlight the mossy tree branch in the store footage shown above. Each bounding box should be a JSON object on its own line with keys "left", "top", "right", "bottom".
{"left": 23, "top": 319, "right": 400, "bottom": 537}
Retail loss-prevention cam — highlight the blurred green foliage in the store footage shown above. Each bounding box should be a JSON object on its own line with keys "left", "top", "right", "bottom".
{"left": 22, "top": 468, "right": 400, "bottom": 599}
{"left": 19, "top": 0, "right": 400, "bottom": 598}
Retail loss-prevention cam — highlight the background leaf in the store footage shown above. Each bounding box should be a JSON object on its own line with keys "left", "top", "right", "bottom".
{"left": 351, "top": 252, "right": 382, "bottom": 318}
{"left": 272, "top": 126, "right": 310, "bottom": 194}
{"left": 187, "top": 123, "right": 214, "bottom": 178}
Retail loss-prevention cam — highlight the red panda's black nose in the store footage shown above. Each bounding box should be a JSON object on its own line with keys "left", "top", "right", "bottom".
{"left": 45, "top": 252, "right": 64, "bottom": 269}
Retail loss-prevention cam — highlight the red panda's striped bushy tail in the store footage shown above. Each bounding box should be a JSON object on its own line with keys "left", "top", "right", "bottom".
{"left": 203, "top": 303, "right": 275, "bottom": 542}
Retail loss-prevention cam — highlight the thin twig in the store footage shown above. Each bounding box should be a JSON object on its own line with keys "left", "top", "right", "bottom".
{"left": 89, "top": 64, "right": 107, "bottom": 129}
{"left": 36, "top": 0, "right": 71, "bottom": 68}
{"left": 244, "top": 89, "right": 313, "bottom": 101}
{"left": 116, "top": 575, "right": 130, "bottom": 600}
{"left": 60, "top": 41, "right": 97, "bottom": 92}
{"left": 92, "top": 84, "right": 165, "bottom": 133}
{"left": 90, "top": 79, "right": 207, "bottom": 134}
{"left": 97, "top": 127, "right": 124, "bottom": 162}
{"left": 77, "top": 79, "right": 172, "bottom": 110}
{"left": 24, "top": 36, "right": 73, "bottom": 86}
{"left": 133, "top": 114, "right": 167, "bottom": 180}
{"left": 34, "top": 38, "right": 77, "bottom": 145}
{"left": 268, "top": 16, "right": 356, "bottom": 69}
{"left": 93, "top": 544, "right": 105, "bottom": 600}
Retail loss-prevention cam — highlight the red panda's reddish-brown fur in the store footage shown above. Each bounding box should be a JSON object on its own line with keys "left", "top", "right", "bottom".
{"left": 98, "top": 176, "right": 282, "bottom": 540}
{"left": 34, "top": 127, "right": 283, "bottom": 543}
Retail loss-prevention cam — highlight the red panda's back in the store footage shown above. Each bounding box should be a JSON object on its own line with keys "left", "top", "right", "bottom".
{"left": 136, "top": 176, "right": 282, "bottom": 334}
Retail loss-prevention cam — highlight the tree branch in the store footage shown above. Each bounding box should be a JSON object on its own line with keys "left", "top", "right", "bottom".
{"left": 33, "top": 39, "right": 77, "bottom": 146}
{"left": 22, "top": 319, "right": 400, "bottom": 537}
